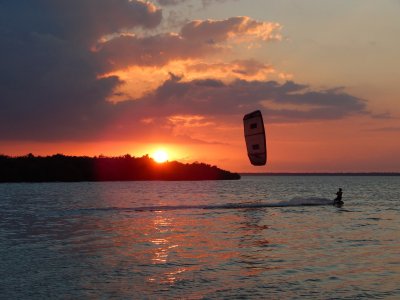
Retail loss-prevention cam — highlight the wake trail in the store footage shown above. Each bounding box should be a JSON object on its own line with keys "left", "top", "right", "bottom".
{"left": 61, "top": 197, "right": 334, "bottom": 214}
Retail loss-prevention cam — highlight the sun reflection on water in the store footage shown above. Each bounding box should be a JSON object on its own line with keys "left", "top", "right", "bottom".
{"left": 148, "top": 211, "right": 188, "bottom": 284}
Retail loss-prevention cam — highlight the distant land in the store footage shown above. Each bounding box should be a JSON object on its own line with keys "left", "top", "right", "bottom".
{"left": 0, "top": 154, "right": 240, "bottom": 182}
{"left": 241, "top": 173, "right": 400, "bottom": 176}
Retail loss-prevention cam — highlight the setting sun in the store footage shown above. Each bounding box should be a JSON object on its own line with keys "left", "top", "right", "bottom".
{"left": 152, "top": 149, "right": 169, "bottom": 163}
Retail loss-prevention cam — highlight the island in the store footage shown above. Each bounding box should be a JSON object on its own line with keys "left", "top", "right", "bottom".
{"left": 0, "top": 154, "right": 240, "bottom": 182}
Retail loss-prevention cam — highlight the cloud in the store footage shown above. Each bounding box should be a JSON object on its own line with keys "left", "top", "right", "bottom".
{"left": 0, "top": 1, "right": 370, "bottom": 144}
{"left": 101, "top": 58, "right": 276, "bottom": 102}
{"left": 95, "top": 17, "right": 281, "bottom": 70}
{"left": 371, "top": 112, "right": 392, "bottom": 119}
{"left": 48, "top": 0, "right": 162, "bottom": 43}
{"left": 156, "top": 0, "right": 188, "bottom": 5}
{"left": 156, "top": 0, "right": 236, "bottom": 7}
{"left": 231, "top": 59, "right": 274, "bottom": 76}
{"left": 187, "top": 59, "right": 275, "bottom": 78}
{"left": 141, "top": 77, "right": 368, "bottom": 122}
{"left": 365, "top": 126, "right": 400, "bottom": 132}
{"left": 180, "top": 16, "right": 281, "bottom": 43}
{"left": 0, "top": 0, "right": 161, "bottom": 140}
{"left": 104, "top": 77, "right": 369, "bottom": 143}
{"left": 96, "top": 32, "right": 210, "bottom": 69}
{"left": 200, "top": 0, "right": 238, "bottom": 6}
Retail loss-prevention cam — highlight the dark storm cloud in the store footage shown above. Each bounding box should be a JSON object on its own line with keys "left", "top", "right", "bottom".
{"left": 0, "top": 0, "right": 161, "bottom": 141}
{"left": 50, "top": 0, "right": 162, "bottom": 39}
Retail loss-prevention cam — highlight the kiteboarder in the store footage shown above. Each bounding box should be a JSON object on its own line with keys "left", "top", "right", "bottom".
{"left": 333, "top": 188, "right": 343, "bottom": 205}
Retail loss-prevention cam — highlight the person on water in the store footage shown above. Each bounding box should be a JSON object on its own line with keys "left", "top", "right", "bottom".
{"left": 333, "top": 188, "right": 343, "bottom": 204}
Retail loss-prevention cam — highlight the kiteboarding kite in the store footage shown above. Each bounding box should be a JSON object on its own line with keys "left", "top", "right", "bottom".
{"left": 243, "top": 110, "right": 267, "bottom": 166}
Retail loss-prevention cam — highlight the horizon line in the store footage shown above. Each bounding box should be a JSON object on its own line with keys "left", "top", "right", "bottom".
{"left": 241, "top": 172, "right": 400, "bottom": 176}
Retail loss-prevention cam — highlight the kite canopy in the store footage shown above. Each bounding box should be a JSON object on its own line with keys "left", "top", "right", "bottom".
{"left": 243, "top": 110, "right": 267, "bottom": 166}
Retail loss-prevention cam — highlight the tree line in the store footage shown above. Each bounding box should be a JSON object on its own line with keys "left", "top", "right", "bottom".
{"left": 0, "top": 154, "right": 240, "bottom": 182}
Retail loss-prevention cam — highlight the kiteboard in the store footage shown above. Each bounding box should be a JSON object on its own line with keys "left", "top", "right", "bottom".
{"left": 333, "top": 200, "right": 344, "bottom": 207}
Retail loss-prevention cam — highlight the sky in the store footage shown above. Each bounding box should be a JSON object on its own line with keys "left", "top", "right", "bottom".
{"left": 1, "top": 0, "right": 400, "bottom": 172}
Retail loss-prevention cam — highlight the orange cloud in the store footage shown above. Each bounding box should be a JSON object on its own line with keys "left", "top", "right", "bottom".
{"left": 95, "top": 17, "right": 282, "bottom": 71}
{"left": 186, "top": 59, "right": 275, "bottom": 80}
{"left": 104, "top": 58, "right": 277, "bottom": 101}
{"left": 94, "top": 16, "right": 283, "bottom": 103}
{"left": 168, "top": 115, "right": 215, "bottom": 128}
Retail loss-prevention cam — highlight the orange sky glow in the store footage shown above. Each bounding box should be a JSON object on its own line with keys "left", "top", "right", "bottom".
{"left": 1, "top": 0, "right": 400, "bottom": 172}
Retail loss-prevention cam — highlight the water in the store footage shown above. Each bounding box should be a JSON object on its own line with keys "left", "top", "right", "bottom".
{"left": 1, "top": 176, "right": 399, "bottom": 299}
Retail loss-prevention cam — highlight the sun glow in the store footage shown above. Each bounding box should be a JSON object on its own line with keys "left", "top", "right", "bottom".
{"left": 152, "top": 149, "right": 169, "bottom": 163}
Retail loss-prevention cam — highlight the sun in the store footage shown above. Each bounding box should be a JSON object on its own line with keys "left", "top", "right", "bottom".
{"left": 152, "top": 149, "right": 169, "bottom": 163}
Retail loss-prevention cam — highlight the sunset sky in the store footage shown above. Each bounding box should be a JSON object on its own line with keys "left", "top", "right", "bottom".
{"left": 1, "top": 0, "right": 400, "bottom": 172}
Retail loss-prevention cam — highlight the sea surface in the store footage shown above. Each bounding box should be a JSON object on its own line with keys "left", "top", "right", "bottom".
{"left": 1, "top": 176, "right": 399, "bottom": 299}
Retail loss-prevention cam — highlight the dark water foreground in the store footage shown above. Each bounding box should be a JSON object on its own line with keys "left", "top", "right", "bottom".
{"left": 1, "top": 176, "right": 399, "bottom": 299}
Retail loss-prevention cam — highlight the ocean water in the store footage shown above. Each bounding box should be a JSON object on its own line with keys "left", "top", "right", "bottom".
{"left": 0, "top": 176, "right": 399, "bottom": 299}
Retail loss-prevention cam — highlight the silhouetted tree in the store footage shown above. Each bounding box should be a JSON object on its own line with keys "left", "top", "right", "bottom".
{"left": 0, "top": 154, "right": 240, "bottom": 182}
